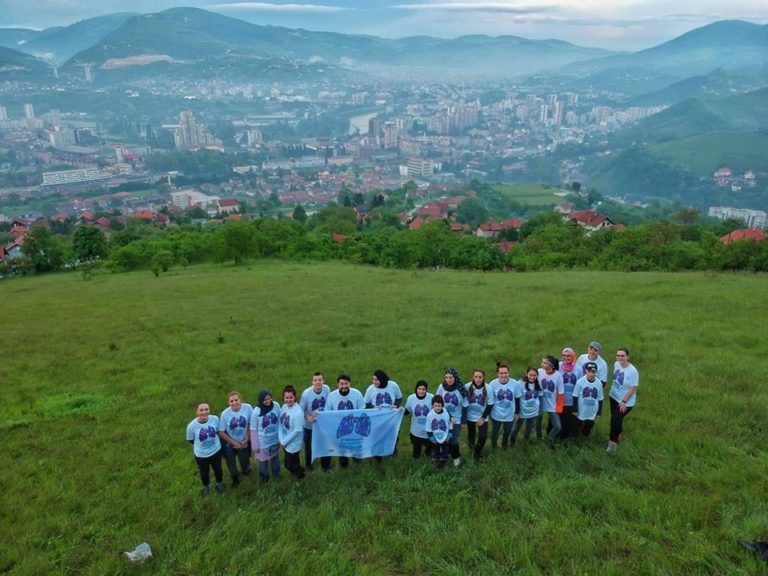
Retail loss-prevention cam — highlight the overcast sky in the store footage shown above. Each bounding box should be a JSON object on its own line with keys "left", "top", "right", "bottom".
{"left": 2, "top": 0, "right": 767, "bottom": 50}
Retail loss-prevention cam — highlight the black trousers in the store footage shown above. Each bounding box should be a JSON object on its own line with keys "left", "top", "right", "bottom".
{"left": 195, "top": 449, "right": 223, "bottom": 487}
{"left": 303, "top": 428, "right": 331, "bottom": 470}
{"left": 410, "top": 433, "right": 432, "bottom": 458}
{"left": 284, "top": 450, "right": 306, "bottom": 479}
{"left": 221, "top": 442, "right": 251, "bottom": 479}
{"left": 466, "top": 420, "right": 488, "bottom": 458}
{"left": 609, "top": 398, "right": 633, "bottom": 442}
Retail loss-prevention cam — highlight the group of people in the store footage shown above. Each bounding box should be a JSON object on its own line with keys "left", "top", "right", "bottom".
{"left": 186, "top": 342, "right": 639, "bottom": 495}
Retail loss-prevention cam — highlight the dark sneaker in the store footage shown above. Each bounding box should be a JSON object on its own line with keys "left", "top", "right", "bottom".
{"left": 215, "top": 482, "right": 225, "bottom": 493}
{"left": 201, "top": 486, "right": 210, "bottom": 496}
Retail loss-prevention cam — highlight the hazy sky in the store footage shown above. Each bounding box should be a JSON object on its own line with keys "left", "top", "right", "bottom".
{"left": 2, "top": 0, "right": 767, "bottom": 50}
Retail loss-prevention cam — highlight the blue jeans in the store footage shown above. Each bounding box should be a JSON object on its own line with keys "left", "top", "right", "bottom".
{"left": 258, "top": 455, "right": 281, "bottom": 482}
{"left": 546, "top": 412, "right": 561, "bottom": 439}
{"left": 221, "top": 441, "right": 251, "bottom": 479}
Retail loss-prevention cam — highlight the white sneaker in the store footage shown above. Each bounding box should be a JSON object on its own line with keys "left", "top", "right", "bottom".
{"left": 606, "top": 441, "right": 618, "bottom": 454}
{"left": 453, "top": 458, "right": 462, "bottom": 467}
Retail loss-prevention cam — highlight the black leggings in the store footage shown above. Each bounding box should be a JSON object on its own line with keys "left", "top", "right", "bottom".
{"left": 195, "top": 449, "right": 223, "bottom": 487}
{"left": 284, "top": 450, "right": 306, "bottom": 479}
{"left": 466, "top": 420, "right": 488, "bottom": 457}
{"left": 609, "top": 398, "right": 633, "bottom": 442}
{"left": 410, "top": 433, "right": 432, "bottom": 458}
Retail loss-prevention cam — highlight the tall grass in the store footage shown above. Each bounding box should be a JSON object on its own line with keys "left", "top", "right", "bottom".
{"left": 1, "top": 262, "right": 766, "bottom": 575}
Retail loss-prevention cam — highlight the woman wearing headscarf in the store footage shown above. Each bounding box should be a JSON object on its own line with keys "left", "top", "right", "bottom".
{"left": 436, "top": 367, "right": 467, "bottom": 467}
{"left": 249, "top": 389, "right": 281, "bottom": 482}
{"left": 559, "top": 347, "right": 579, "bottom": 439}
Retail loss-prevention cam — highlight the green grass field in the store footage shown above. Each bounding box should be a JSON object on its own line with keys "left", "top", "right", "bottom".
{"left": 649, "top": 131, "right": 768, "bottom": 176}
{"left": 1, "top": 262, "right": 767, "bottom": 575}
{"left": 492, "top": 183, "right": 564, "bottom": 206}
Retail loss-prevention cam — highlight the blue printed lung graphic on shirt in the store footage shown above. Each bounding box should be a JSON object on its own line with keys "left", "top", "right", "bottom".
{"left": 468, "top": 389, "right": 485, "bottom": 406}
{"left": 261, "top": 412, "right": 277, "bottom": 430}
{"left": 336, "top": 399, "right": 353, "bottom": 410}
{"left": 431, "top": 418, "right": 448, "bottom": 432}
{"left": 311, "top": 397, "right": 326, "bottom": 411}
{"left": 229, "top": 415, "right": 247, "bottom": 431}
{"left": 442, "top": 391, "right": 461, "bottom": 417}
{"left": 523, "top": 389, "right": 537, "bottom": 401}
{"left": 375, "top": 392, "right": 393, "bottom": 406}
{"left": 336, "top": 413, "right": 371, "bottom": 438}
{"left": 280, "top": 412, "right": 291, "bottom": 430}
{"left": 541, "top": 378, "right": 556, "bottom": 397}
{"left": 581, "top": 386, "right": 599, "bottom": 405}
{"left": 198, "top": 425, "right": 216, "bottom": 441}
{"left": 613, "top": 369, "right": 624, "bottom": 386}
{"left": 496, "top": 387, "right": 514, "bottom": 403}
{"left": 414, "top": 403, "right": 430, "bottom": 417}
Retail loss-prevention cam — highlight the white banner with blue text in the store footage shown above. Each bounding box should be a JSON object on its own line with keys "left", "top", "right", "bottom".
{"left": 311, "top": 408, "right": 403, "bottom": 461}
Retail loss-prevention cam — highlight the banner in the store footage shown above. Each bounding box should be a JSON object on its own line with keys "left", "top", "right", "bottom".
{"left": 311, "top": 408, "right": 404, "bottom": 461}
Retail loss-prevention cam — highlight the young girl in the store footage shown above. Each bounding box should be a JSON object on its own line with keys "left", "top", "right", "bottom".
{"left": 465, "top": 369, "right": 494, "bottom": 461}
{"left": 559, "top": 348, "right": 579, "bottom": 439}
{"left": 435, "top": 367, "right": 467, "bottom": 467}
{"left": 425, "top": 395, "right": 453, "bottom": 468}
{"left": 250, "top": 389, "right": 281, "bottom": 483}
{"left": 538, "top": 355, "right": 564, "bottom": 444}
{"left": 278, "top": 385, "right": 306, "bottom": 479}
{"left": 512, "top": 368, "right": 543, "bottom": 442}
{"left": 490, "top": 362, "right": 519, "bottom": 449}
{"left": 186, "top": 402, "right": 224, "bottom": 496}
{"left": 217, "top": 391, "right": 253, "bottom": 487}
{"left": 403, "top": 380, "right": 434, "bottom": 459}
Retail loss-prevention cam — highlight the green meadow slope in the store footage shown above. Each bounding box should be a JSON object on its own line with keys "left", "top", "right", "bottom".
{"left": 1, "top": 262, "right": 767, "bottom": 575}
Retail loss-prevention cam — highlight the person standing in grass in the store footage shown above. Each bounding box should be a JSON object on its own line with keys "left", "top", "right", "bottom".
{"left": 490, "top": 362, "right": 519, "bottom": 449}
{"left": 538, "top": 356, "right": 564, "bottom": 444}
{"left": 511, "top": 367, "right": 542, "bottom": 443}
{"left": 326, "top": 373, "right": 365, "bottom": 468}
{"left": 575, "top": 341, "right": 609, "bottom": 387}
{"left": 278, "top": 385, "right": 306, "bottom": 480}
{"left": 364, "top": 369, "right": 403, "bottom": 409}
{"left": 217, "top": 391, "right": 253, "bottom": 487}
{"left": 559, "top": 348, "right": 579, "bottom": 439}
{"left": 364, "top": 369, "right": 404, "bottom": 461}
{"left": 404, "top": 380, "right": 434, "bottom": 459}
{"left": 465, "top": 369, "right": 494, "bottom": 461}
{"left": 250, "top": 389, "right": 281, "bottom": 483}
{"left": 436, "top": 367, "right": 467, "bottom": 467}
{"left": 186, "top": 402, "right": 225, "bottom": 496}
{"left": 300, "top": 372, "right": 331, "bottom": 472}
{"left": 572, "top": 362, "right": 604, "bottom": 437}
{"left": 607, "top": 347, "right": 639, "bottom": 454}
{"left": 425, "top": 394, "right": 453, "bottom": 468}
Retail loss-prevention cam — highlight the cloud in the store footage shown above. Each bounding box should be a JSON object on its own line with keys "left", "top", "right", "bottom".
{"left": 203, "top": 2, "right": 347, "bottom": 12}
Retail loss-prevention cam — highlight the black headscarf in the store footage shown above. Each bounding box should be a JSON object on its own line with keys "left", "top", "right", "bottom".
{"left": 257, "top": 389, "right": 274, "bottom": 416}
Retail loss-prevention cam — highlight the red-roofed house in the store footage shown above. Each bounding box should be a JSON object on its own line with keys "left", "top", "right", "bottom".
{"left": 409, "top": 218, "right": 425, "bottom": 230}
{"left": 565, "top": 210, "right": 613, "bottom": 232}
{"left": 332, "top": 233, "right": 347, "bottom": 244}
{"left": 217, "top": 199, "right": 240, "bottom": 215}
{"left": 720, "top": 227, "right": 766, "bottom": 244}
{"left": 134, "top": 210, "right": 154, "bottom": 221}
{"left": 79, "top": 212, "right": 94, "bottom": 222}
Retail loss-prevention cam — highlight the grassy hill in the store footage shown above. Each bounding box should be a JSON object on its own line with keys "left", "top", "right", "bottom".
{"left": 492, "top": 183, "right": 564, "bottom": 205}
{"left": 649, "top": 131, "right": 768, "bottom": 175}
{"left": 2, "top": 262, "right": 767, "bottom": 574}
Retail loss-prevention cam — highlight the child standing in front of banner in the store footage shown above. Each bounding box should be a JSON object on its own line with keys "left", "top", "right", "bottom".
{"left": 278, "top": 385, "right": 306, "bottom": 480}
{"left": 186, "top": 402, "right": 225, "bottom": 496}
{"left": 404, "top": 380, "right": 434, "bottom": 459}
{"left": 426, "top": 394, "right": 453, "bottom": 468}
{"left": 250, "top": 389, "right": 281, "bottom": 483}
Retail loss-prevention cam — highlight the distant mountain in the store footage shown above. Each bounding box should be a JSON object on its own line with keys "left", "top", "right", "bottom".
{"left": 557, "top": 20, "right": 768, "bottom": 97}
{"left": 64, "top": 7, "right": 612, "bottom": 81}
{"left": 630, "top": 66, "right": 768, "bottom": 107}
{"left": 0, "top": 28, "right": 46, "bottom": 49}
{"left": 19, "top": 13, "right": 136, "bottom": 64}
{"left": 622, "top": 99, "right": 733, "bottom": 144}
{"left": 0, "top": 44, "right": 51, "bottom": 79}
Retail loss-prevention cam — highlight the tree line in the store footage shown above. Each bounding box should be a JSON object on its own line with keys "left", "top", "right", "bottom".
{"left": 5, "top": 208, "right": 766, "bottom": 277}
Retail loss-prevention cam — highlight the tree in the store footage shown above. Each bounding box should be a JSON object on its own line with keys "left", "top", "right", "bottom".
{"left": 456, "top": 197, "right": 489, "bottom": 228}
{"left": 292, "top": 205, "right": 308, "bottom": 225}
{"left": 216, "top": 222, "right": 258, "bottom": 265}
{"left": 72, "top": 226, "right": 108, "bottom": 262}
{"left": 21, "top": 226, "right": 64, "bottom": 273}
